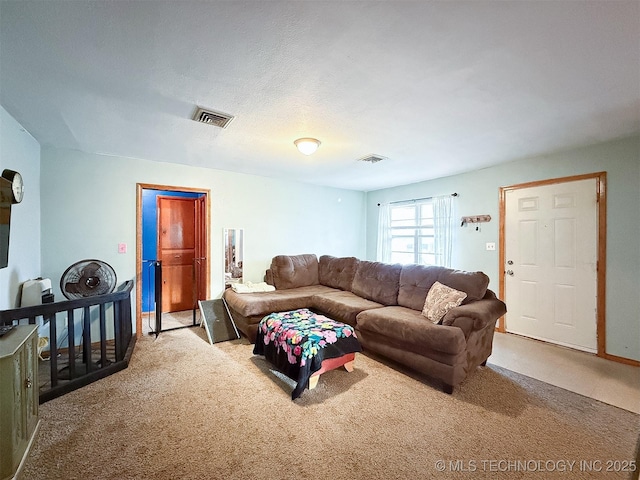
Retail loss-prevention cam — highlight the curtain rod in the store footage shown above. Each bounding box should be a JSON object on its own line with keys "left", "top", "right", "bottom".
{"left": 378, "top": 192, "right": 457, "bottom": 206}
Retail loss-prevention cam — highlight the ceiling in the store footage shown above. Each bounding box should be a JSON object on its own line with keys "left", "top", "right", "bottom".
{"left": 1, "top": 1, "right": 638, "bottom": 191}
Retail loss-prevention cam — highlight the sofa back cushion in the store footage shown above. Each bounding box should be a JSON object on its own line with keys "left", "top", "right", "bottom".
{"left": 398, "top": 264, "right": 489, "bottom": 311}
{"left": 318, "top": 255, "right": 359, "bottom": 291}
{"left": 270, "top": 254, "right": 319, "bottom": 290}
{"left": 351, "top": 261, "right": 402, "bottom": 306}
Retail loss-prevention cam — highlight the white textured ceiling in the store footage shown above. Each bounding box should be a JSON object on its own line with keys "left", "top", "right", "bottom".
{"left": 1, "top": 1, "right": 638, "bottom": 191}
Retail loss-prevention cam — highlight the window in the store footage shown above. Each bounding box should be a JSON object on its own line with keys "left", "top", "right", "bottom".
{"left": 389, "top": 201, "right": 436, "bottom": 265}
{"left": 377, "top": 195, "right": 455, "bottom": 267}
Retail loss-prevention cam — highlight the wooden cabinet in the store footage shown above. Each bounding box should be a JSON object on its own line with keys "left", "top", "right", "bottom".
{"left": 0, "top": 325, "right": 39, "bottom": 480}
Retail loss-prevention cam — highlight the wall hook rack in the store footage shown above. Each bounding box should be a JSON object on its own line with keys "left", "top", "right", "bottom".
{"left": 461, "top": 215, "right": 491, "bottom": 227}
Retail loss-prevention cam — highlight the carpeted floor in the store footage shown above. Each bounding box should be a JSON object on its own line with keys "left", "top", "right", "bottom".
{"left": 23, "top": 326, "right": 640, "bottom": 480}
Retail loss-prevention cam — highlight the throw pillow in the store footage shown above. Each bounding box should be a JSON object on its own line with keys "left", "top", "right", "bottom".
{"left": 422, "top": 281, "right": 467, "bottom": 323}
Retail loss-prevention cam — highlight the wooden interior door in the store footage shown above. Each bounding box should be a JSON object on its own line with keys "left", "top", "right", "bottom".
{"left": 158, "top": 196, "right": 196, "bottom": 313}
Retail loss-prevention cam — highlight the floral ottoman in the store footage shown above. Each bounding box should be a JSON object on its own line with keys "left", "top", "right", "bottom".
{"left": 253, "top": 309, "right": 362, "bottom": 399}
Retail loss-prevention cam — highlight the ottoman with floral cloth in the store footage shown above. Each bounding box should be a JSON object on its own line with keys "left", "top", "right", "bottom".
{"left": 253, "top": 309, "right": 362, "bottom": 399}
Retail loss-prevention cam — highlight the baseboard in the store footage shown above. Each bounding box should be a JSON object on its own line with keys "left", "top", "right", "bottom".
{"left": 601, "top": 352, "right": 640, "bottom": 367}
{"left": 39, "top": 339, "right": 117, "bottom": 360}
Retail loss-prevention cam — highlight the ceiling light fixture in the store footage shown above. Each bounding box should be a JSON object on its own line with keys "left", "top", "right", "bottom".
{"left": 294, "top": 137, "right": 321, "bottom": 155}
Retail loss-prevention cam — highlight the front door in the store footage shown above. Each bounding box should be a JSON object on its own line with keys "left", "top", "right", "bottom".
{"left": 503, "top": 177, "right": 599, "bottom": 352}
{"left": 158, "top": 196, "right": 196, "bottom": 313}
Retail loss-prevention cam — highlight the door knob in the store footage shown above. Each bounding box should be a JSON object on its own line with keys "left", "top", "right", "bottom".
{"left": 506, "top": 270, "right": 514, "bottom": 276}
{"left": 507, "top": 260, "right": 513, "bottom": 265}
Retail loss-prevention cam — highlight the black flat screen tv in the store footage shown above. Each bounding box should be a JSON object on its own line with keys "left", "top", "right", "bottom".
{"left": 0, "top": 176, "right": 11, "bottom": 269}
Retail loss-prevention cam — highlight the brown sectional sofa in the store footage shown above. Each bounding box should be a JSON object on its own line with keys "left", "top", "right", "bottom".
{"left": 223, "top": 253, "right": 507, "bottom": 393}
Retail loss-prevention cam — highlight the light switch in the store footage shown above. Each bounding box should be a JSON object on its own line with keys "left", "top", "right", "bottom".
{"left": 486, "top": 242, "right": 496, "bottom": 251}
{"left": 118, "top": 243, "right": 127, "bottom": 254}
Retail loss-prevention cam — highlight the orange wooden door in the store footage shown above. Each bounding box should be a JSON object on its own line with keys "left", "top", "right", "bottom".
{"left": 158, "top": 196, "right": 196, "bottom": 313}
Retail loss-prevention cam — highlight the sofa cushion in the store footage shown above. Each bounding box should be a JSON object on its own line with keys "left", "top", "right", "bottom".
{"left": 397, "top": 264, "right": 489, "bottom": 310}
{"left": 356, "top": 306, "right": 466, "bottom": 355}
{"left": 223, "top": 285, "right": 337, "bottom": 318}
{"left": 270, "top": 254, "right": 319, "bottom": 290}
{"left": 312, "top": 290, "right": 383, "bottom": 326}
{"left": 318, "top": 255, "right": 359, "bottom": 291}
{"left": 422, "top": 281, "right": 467, "bottom": 323}
{"left": 351, "top": 261, "right": 401, "bottom": 306}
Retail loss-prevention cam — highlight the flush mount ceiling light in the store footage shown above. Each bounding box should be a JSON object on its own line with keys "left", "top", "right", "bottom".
{"left": 294, "top": 138, "right": 321, "bottom": 155}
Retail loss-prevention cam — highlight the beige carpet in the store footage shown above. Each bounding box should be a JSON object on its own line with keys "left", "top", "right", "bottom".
{"left": 23, "top": 327, "right": 639, "bottom": 480}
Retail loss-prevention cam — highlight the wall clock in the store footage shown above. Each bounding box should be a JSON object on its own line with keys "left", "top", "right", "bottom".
{"left": 1, "top": 169, "right": 24, "bottom": 204}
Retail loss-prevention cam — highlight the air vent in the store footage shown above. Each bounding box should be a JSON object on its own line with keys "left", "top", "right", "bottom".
{"left": 192, "top": 106, "right": 235, "bottom": 129}
{"left": 358, "top": 154, "right": 387, "bottom": 164}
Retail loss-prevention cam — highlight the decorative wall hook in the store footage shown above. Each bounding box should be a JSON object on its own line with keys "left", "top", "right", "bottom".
{"left": 460, "top": 215, "right": 491, "bottom": 227}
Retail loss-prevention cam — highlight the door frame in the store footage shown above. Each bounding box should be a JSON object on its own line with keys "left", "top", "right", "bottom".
{"left": 135, "top": 183, "right": 211, "bottom": 338}
{"left": 498, "top": 172, "right": 609, "bottom": 359}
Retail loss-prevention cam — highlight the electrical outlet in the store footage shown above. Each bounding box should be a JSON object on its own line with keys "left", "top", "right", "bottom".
{"left": 486, "top": 242, "right": 496, "bottom": 251}
{"left": 118, "top": 242, "right": 127, "bottom": 254}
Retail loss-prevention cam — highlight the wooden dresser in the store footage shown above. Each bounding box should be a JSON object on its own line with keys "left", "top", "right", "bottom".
{"left": 0, "top": 325, "right": 39, "bottom": 480}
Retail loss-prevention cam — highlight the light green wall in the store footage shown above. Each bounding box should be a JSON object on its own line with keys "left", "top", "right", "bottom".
{"left": 40, "top": 147, "right": 366, "bottom": 313}
{"left": 365, "top": 136, "right": 640, "bottom": 361}
{"left": 0, "top": 106, "right": 41, "bottom": 310}
{"left": 5, "top": 101, "right": 638, "bottom": 361}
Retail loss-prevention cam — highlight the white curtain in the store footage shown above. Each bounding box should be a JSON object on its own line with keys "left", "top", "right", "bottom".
{"left": 433, "top": 195, "right": 455, "bottom": 267}
{"left": 376, "top": 203, "right": 391, "bottom": 263}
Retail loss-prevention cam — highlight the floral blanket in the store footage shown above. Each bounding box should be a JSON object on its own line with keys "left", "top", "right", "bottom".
{"left": 253, "top": 309, "right": 362, "bottom": 399}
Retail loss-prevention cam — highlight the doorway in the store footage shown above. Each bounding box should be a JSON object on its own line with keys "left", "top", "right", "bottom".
{"left": 499, "top": 172, "right": 606, "bottom": 356}
{"left": 136, "top": 184, "right": 210, "bottom": 337}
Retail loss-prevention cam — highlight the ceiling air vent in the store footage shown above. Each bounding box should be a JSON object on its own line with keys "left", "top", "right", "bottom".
{"left": 358, "top": 154, "right": 387, "bottom": 164}
{"left": 192, "top": 106, "right": 235, "bottom": 129}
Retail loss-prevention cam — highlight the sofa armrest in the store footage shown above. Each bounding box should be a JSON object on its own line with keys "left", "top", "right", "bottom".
{"left": 265, "top": 268, "right": 274, "bottom": 286}
{"left": 441, "top": 297, "right": 507, "bottom": 337}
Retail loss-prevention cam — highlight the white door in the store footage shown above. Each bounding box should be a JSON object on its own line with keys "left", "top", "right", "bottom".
{"left": 504, "top": 178, "right": 598, "bottom": 352}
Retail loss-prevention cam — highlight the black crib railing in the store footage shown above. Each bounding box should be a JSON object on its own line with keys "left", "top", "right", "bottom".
{"left": 0, "top": 280, "right": 135, "bottom": 403}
